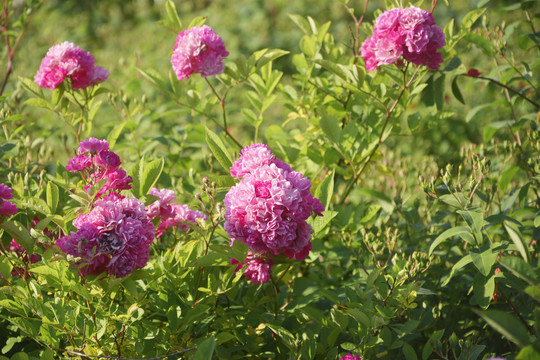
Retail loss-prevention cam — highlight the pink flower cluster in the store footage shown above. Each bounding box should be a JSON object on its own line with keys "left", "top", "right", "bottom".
{"left": 34, "top": 41, "right": 109, "bottom": 90}
{"left": 0, "top": 184, "right": 18, "bottom": 217}
{"left": 225, "top": 144, "right": 324, "bottom": 284}
{"left": 340, "top": 355, "right": 361, "bottom": 360}
{"left": 231, "top": 251, "right": 274, "bottom": 285}
{"left": 171, "top": 25, "right": 229, "bottom": 80}
{"left": 56, "top": 193, "right": 155, "bottom": 278}
{"left": 66, "top": 138, "right": 132, "bottom": 199}
{"left": 146, "top": 188, "right": 207, "bottom": 237}
{"left": 361, "top": 7, "right": 445, "bottom": 71}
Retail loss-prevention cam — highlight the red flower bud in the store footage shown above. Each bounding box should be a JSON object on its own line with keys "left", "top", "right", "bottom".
{"left": 467, "top": 69, "right": 481, "bottom": 77}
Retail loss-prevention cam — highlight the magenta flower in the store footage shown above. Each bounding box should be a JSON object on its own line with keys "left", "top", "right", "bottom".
{"left": 57, "top": 193, "right": 155, "bottom": 277}
{"left": 67, "top": 138, "right": 132, "bottom": 199}
{"left": 340, "top": 354, "right": 361, "bottom": 360}
{"left": 35, "top": 42, "right": 109, "bottom": 90}
{"left": 0, "top": 184, "right": 17, "bottom": 217}
{"left": 224, "top": 144, "right": 324, "bottom": 263}
{"left": 171, "top": 25, "right": 229, "bottom": 80}
{"left": 146, "top": 188, "right": 207, "bottom": 237}
{"left": 361, "top": 6, "right": 445, "bottom": 71}
{"left": 231, "top": 251, "right": 273, "bottom": 285}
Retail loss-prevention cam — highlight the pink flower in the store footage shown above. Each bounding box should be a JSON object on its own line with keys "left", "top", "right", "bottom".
{"left": 231, "top": 251, "right": 273, "bottom": 284}
{"left": 67, "top": 138, "right": 132, "bottom": 199}
{"left": 171, "top": 25, "right": 229, "bottom": 80}
{"left": 0, "top": 184, "right": 17, "bottom": 217}
{"left": 78, "top": 137, "right": 109, "bottom": 155}
{"left": 35, "top": 42, "right": 109, "bottom": 90}
{"left": 361, "top": 6, "right": 445, "bottom": 71}
{"left": 57, "top": 195, "right": 155, "bottom": 277}
{"left": 147, "top": 188, "right": 206, "bottom": 237}
{"left": 224, "top": 145, "right": 324, "bottom": 261}
{"left": 340, "top": 354, "right": 361, "bottom": 360}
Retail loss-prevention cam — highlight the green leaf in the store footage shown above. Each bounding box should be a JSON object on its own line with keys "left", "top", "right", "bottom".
{"left": 205, "top": 127, "right": 233, "bottom": 171}
{"left": 266, "top": 323, "right": 297, "bottom": 352}
{"left": 504, "top": 222, "right": 530, "bottom": 263}
{"left": 461, "top": 8, "right": 486, "bottom": 32}
{"left": 457, "top": 207, "right": 484, "bottom": 245}
{"left": 46, "top": 182, "right": 59, "bottom": 214}
{"left": 516, "top": 345, "right": 540, "bottom": 360}
{"left": 402, "top": 343, "right": 418, "bottom": 360}
{"left": 0, "top": 256, "right": 12, "bottom": 279}
{"left": 442, "top": 254, "right": 472, "bottom": 287}
{"left": 194, "top": 335, "right": 215, "bottom": 360}
{"left": 0, "top": 221, "right": 34, "bottom": 252}
{"left": 429, "top": 226, "right": 471, "bottom": 255}
{"left": 300, "top": 35, "right": 316, "bottom": 57}
{"left": 464, "top": 33, "right": 495, "bottom": 55}
{"left": 451, "top": 77, "right": 465, "bottom": 104}
{"left": 319, "top": 117, "right": 341, "bottom": 143}
{"left": 288, "top": 14, "right": 311, "bottom": 34}
{"left": 314, "top": 171, "right": 335, "bottom": 209}
{"left": 107, "top": 121, "right": 128, "bottom": 149}
{"left": 188, "top": 16, "right": 207, "bottom": 29}
{"left": 472, "top": 272, "right": 495, "bottom": 308}
{"left": 310, "top": 210, "right": 338, "bottom": 234}
{"left": 470, "top": 245, "right": 498, "bottom": 277}
{"left": 499, "top": 256, "right": 538, "bottom": 285}
{"left": 30, "top": 265, "right": 59, "bottom": 278}
{"left": 141, "top": 158, "right": 164, "bottom": 196}
{"left": 24, "top": 98, "right": 52, "bottom": 110}
{"left": 18, "top": 76, "right": 43, "bottom": 96}
{"left": 475, "top": 310, "right": 531, "bottom": 347}
{"left": 165, "top": 0, "right": 182, "bottom": 32}
{"left": 499, "top": 166, "right": 520, "bottom": 192}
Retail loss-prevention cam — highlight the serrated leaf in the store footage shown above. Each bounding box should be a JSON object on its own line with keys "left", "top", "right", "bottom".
{"left": 319, "top": 116, "right": 341, "bottom": 143}
{"left": 205, "top": 127, "right": 233, "bottom": 171}
{"left": 24, "top": 98, "right": 52, "bottom": 110}
{"left": 18, "top": 76, "right": 43, "bottom": 96}
{"left": 310, "top": 210, "right": 338, "bottom": 234}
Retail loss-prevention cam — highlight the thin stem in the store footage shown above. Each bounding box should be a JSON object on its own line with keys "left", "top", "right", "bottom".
{"left": 472, "top": 75, "right": 540, "bottom": 108}
{"left": 340, "top": 64, "right": 419, "bottom": 204}
{"left": 204, "top": 77, "right": 242, "bottom": 149}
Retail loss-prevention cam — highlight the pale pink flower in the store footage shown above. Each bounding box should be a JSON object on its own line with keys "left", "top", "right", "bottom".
{"left": 361, "top": 6, "right": 445, "bottom": 71}
{"left": 35, "top": 42, "right": 109, "bottom": 90}
{"left": 224, "top": 145, "right": 324, "bottom": 261}
{"left": 146, "top": 188, "right": 207, "bottom": 237}
{"left": 171, "top": 25, "right": 229, "bottom": 80}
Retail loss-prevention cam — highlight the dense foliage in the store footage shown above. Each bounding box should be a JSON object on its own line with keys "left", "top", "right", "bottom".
{"left": 0, "top": 0, "right": 539, "bottom": 359}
